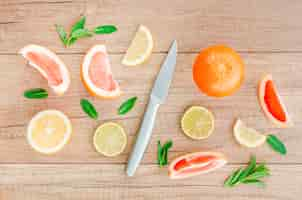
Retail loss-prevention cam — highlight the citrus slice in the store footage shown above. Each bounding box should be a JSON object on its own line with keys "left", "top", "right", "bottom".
{"left": 233, "top": 119, "right": 266, "bottom": 148}
{"left": 81, "top": 45, "right": 121, "bottom": 98}
{"left": 122, "top": 25, "right": 153, "bottom": 66}
{"left": 93, "top": 122, "right": 127, "bottom": 157}
{"left": 258, "top": 74, "right": 292, "bottom": 128}
{"left": 168, "top": 151, "right": 227, "bottom": 179}
{"left": 19, "top": 44, "right": 70, "bottom": 95}
{"left": 27, "top": 110, "right": 72, "bottom": 154}
{"left": 181, "top": 106, "right": 215, "bottom": 140}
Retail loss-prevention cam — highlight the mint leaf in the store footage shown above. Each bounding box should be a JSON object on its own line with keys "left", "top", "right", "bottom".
{"left": 94, "top": 25, "right": 117, "bottom": 34}
{"left": 80, "top": 99, "right": 98, "bottom": 119}
{"left": 118, "top": 97, "right": 137, "bottom": 115}
{"left": 55, "top": 24, "right": 68, "bottom": 45}
{"left": 238, "top": 155, "right": 256, "bottom": 181}
{"left": 266, "top": 134, "right": 287, "bottom": 155}
{"left": 71, "top": 16, "right": 86, "bottom": 34}
{"left": 241, "top": 179, "right": 265, "bottom": 187}
{"left": 157, "top": 140, "right": 173, "bottom": 167}
{"left": 24, "top": 88, "right": 48, "bottom": 99}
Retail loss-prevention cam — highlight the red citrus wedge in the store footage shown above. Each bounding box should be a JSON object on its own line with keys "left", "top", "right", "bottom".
{"left": 168, "top": 152, "right": 227, "bottom": 179}
{"left": 258, "top": 74, "right": 292, "bottom": 128}
{"left": 19, "top": 44, "right": 70, "bottom": 95}
{"left": 81, "top": 45, "right": 121, "bottom": 99}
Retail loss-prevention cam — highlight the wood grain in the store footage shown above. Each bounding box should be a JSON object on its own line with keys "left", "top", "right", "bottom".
{"left": 1, "top": 0, "right": 302, "bottom": 53}
{"left": 0, "top": 53, "right": 301, "bottom": 164}
{"left": 1, "top": 0, "right": 302, "bottom": 199}
{"left": 0, "top": 164, "right": 301, "bottom": 200}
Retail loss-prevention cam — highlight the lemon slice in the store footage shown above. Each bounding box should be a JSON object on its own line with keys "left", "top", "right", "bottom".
{"left": 122, "top": 25, "right": 153, "bottom": 66}
{"left": 181, "top": 106, "right": 215, "bottom": 140}
{"left": 27, "top": 110, "right": 72, "bottom": 154}
{"left": 93, "top": 122, "right": 127, "bottom": 157}
{"left": 233, "top": 119, "right": 266, "bottom": 148}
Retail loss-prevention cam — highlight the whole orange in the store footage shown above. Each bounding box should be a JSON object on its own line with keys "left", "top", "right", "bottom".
{"left": 193, "top": 45, "right": 244, "bottom": 97}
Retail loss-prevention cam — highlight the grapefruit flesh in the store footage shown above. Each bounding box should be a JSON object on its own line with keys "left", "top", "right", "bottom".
{"left": 19, "top": 44, "right": 70, "bottom": 95}
{"left": 89, "top": 52, "right": 118, "bottom": 91}
{"left": 169, "top": 152, "right": 227, "bottom": 179}
{"left": 264, "top": 80, "right": 286, "bottom": 122}
{"left": 81, "top": 45, "right": 121, "bottom": 98}
{"left": 258, "top": 74, "right": 292, "bottom": 127}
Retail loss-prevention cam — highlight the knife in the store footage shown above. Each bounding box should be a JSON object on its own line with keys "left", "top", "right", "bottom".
{"left": 126, "top": 40, "right": 177, "bottom": 176}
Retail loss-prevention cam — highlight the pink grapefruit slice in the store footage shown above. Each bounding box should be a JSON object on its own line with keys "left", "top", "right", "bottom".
{"left": 81, "top": 45, "right": 121, "bottom": 98}
{"left": 168, "top": 151, "right": 227, "bottom": 179}
{"left": 19, "top": 44, "right": 70, "bottom": 95}
{"left": 258, "top": 74, "right": 292, "bottom": 128}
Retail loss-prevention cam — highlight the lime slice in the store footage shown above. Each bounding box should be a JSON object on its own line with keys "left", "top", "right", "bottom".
{"left": 233, "top": 119, "right": 266, "bottom": 148}
{"left": 93, "top": 122, "right": 127, "bottom": 157}
{"left": 122, "top": 25, "right": 153, "bottom": 66}
{"left": 181, "top": 106, "right": 215, "bottom": 140}
{"left": 27, "top": 110, "right": 72, "bottom": 154}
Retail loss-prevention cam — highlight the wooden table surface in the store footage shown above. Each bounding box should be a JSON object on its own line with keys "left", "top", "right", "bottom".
{"left": 1, "top": 0, "right": 302, "bottom": 199}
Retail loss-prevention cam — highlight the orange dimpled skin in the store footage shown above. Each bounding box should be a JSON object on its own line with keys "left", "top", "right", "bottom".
{"left": 193, "top": 45, "right": 245, "bottom": 97}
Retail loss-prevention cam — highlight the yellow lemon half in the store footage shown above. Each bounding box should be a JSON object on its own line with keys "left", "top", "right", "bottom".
{"left": 181, "top": 106, "right": 215, "bottom": 140}
{"left": 27, "top": 110, "right": 72, "bottom": 154}
{"left": 93, "top": 122, "right": 127, "bottom": 157}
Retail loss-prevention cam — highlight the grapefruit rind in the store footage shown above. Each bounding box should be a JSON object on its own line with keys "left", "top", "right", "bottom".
{"left": 81, "top": 45, "right": 121, "bottom": 99}
{"left": 19, "top": 44, "right": 70, "bottom": 95}
{"left": 168, "top": 152, "right": 227, "bottom": 179}
{"left": 258, "top": 74, "right": 292, "bottom": 128}
{"left": 27, "top": 110, "right": 72, "bottom": 154}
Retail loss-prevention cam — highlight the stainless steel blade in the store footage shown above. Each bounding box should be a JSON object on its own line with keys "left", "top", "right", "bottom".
{"left": 151, "top": 40, "right": 177, "bottom": 102}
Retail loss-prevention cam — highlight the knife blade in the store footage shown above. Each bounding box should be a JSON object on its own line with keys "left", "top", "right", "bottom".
{"left": 126, "top": 40, "right": 177, "bottom": 176}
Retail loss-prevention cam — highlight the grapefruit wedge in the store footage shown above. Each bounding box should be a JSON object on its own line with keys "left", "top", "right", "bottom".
{"left": 258, "top": 74, "right": 292, "bottom": 128}
{"left": 168, "top": 152, "right": 227, "bottom": 179}
{"left": 81, "top": 45, "right": 121, "bottom": 98}
{"left": 19, "top": 44, "right": 70, "bottom": 95}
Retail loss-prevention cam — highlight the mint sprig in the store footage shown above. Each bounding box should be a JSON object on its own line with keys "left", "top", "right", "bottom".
{"left": 224, "top": 155, "right": 270, "bottom": 188}
{"left": 266, "top": 134, "right": 287, "bottom": 155}
{"left": 55, "top": 16, "right": 117, "bottom": 47}
{"left": 157, "top": 140, "right": 173, "bottom": 167}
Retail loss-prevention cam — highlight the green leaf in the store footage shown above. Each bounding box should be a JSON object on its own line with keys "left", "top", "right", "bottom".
{"left": 238, "top": 155, "right": 257, "bottom": 181}
{"left": 80, "top": 99, "right": 98, "bottom": 119}
{"left": 94, "top": 25, "right": 117, "bottom": 34}
{"left": 266, "top": 134, "right": 287, "bottom": 155}
{"left": 241, "top": 179, "right": 265, "bottom": 187}
{"left": 71, "top": 16, "right": 86, "bottom": 34}
{"left": 162, "top": 140, "right": 173, "bottom": 165}
{"left": 24, "top": 88, "right": 48, "bottom": 99}
{"left": 242, "top": 170, "right": 270, "bottom": 181}
{"left": 254, "top": 163, "right": 269, "bottom": 173}
{"left": 157, "top": 140, "right": 173, "bottom": 167}
{"left": 157, "top": 140, "right": 163, "bottom": 165}
{"left": 55, "top": 24, "right": 68, "bottom": 45}
{"left": 118, "top": 97, "right": 137, "bottom": 115}
{"left": 230, "top": 168, "right": 245, "bottom": 186}
{"left": 66, "top": 29, "right": 93, "bottom": 46}
{"left": 224, "top": 168, "right": 243, "bottom": 187}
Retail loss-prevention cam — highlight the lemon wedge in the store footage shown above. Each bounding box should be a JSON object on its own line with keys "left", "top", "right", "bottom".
{"left": 233, "top": 119, "right": 266, "bottom": 148}
{"left": 122, "top": 25, "right": 153, "bottom": 66}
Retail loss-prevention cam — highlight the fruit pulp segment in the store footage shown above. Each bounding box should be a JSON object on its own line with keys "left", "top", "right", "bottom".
{"left": 89, "top": 52, "right": 117, "bottom": 91}
{"left": 26, "top": 52, "right": 62, "bottom": 86}
{"left": 173, "top": 155, "right": 216, "bottom": 171}
{"left": 264, "top": 80, "right": 286, "bottom": 122}
{"left": 31, "top": 114, "right": 67, "bottom": 148}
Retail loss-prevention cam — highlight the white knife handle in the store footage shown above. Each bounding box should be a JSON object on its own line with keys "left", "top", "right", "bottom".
{"left": 126, "top": 95, "right": 160, "bottom": 176}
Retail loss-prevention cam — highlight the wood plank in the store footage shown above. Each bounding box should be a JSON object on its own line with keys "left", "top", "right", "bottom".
{"left": 0, "top": 53, "right": 301, "bottom": 163}
{"left": 1, "top": 0, "right": 302, "bottom": 53}
{"left": 0, "top": 164, "right": 301, "bottom": 199}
